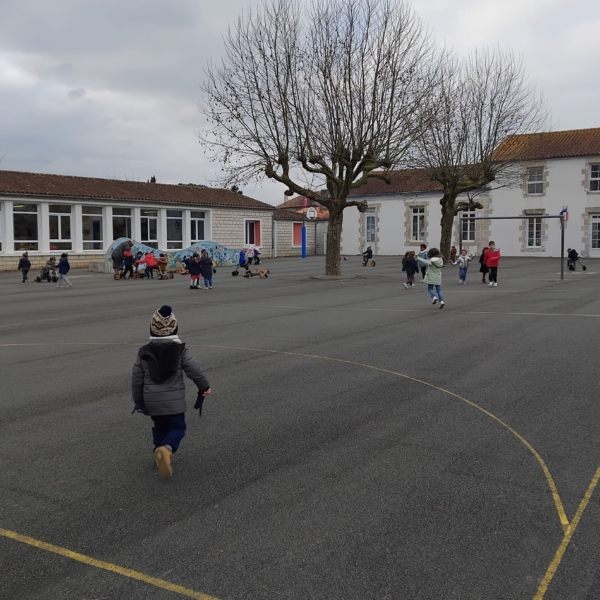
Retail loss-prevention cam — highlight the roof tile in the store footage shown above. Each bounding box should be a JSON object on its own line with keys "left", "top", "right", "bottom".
{"left": 0, "top": 171, "right": 274, "bottom": 210}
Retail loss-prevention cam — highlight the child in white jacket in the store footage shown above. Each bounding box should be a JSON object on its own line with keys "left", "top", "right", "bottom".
{"left": 452, "top": 249, "right": 473, "bottom": 284}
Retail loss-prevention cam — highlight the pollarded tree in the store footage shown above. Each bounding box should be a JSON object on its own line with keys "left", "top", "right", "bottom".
{"left": 410, "top": 48, "right": 548, "bottom": 264}
{"left": 200, "top": 0, "right": 444, "bottom": 275}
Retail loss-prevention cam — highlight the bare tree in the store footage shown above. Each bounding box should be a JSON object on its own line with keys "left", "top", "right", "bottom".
{"left": 409, "top": 48, "right": 549, "bottom": 263}
{"left": 200, "top": 0, "right": 443, "bottom": 275}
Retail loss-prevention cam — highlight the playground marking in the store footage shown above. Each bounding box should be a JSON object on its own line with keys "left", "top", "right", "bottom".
{"left": 0, "top": 527, "right": 220, "bottom": 600}
{"left": 532, "top": 466, "right": 600, "bottom": 600}
{"left": 192, "top": 343, "right": 570, "bottom": 532}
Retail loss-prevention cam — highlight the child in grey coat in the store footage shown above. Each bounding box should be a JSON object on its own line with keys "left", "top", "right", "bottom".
{"left": 132, "top": 305, "right": 211, "bottom": 479}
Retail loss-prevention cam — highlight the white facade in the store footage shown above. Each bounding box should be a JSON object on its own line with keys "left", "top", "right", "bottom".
{"left": 341, "top": 156, "right": 600, "bottom": 257}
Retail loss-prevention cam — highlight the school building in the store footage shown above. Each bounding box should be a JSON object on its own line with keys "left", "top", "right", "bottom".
{"left": 0, "top": 171, "right": 334, "bottom": 271}
{"left": 341, "top": 128, "right": 600, "bottom": 258}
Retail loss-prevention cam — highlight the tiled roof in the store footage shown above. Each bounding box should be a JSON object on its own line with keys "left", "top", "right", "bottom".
{"left": 274, "top": 208, "right": 328, "bottom": 221}
{"left": 348, "top": 169, "right": 442, "bottom": 196}
{"left": 494, "top": 128, "right": 600, "bottom": 161}
{"left": 0, "top": 170, "right": 274, "bottom": 210}
{"left": 276, "top": 196, "right": 326, "bottom": 209}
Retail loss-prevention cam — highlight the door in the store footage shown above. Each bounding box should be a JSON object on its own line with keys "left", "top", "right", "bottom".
{"left": 591, "top": 215, "right": 600, "bottom": 256}
{"left": 315, "top": 222, "right": 326, "bottom": 255}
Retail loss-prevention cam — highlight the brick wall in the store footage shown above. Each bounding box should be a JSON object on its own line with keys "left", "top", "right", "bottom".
{"left": 211, "top": 208, "right": 273, "bottom": 257}
{"left": 0, "top": 253, "right": 102, "bottom": 272}
{"left": 275, "top": 220, "right": 316, "bottom": 256}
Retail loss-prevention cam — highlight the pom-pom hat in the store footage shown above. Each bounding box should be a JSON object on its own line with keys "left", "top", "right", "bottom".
{"left": 150, "top": 305, "right": 178, "bottom": 337}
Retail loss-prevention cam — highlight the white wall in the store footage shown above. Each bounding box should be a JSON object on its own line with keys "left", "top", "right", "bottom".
{"left": 341, "top": 156, "right": 600, "bottom": 257}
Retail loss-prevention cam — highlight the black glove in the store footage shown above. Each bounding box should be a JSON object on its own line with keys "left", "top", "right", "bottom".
{"left": 132, "top": 401, "right": 149, "bottom": 415}
{"left": 194, "top": 388, "right": 210, "bottom": 417}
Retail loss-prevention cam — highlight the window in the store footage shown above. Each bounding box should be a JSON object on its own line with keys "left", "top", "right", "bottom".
{"left": 591, "top": 164, "right": 600, "bottom": 192}
{"left": 166, "top": 210, "right": 183, "bottom": 249}
{"left": 49, "top": 204, "right": 72, "bottom": 250}
{"left": 527, "top": 167, "right": 544, "bottom": 195}
{"left": 0, "top": 203, "right": 2, "bottom": 251}
{"left": 112, "top": 207, "right": 131, "bottom": 240}
{"left": 245, "top": 220, "right": 261, "bottom": 246}
{"left": 411, "top": 207, "right": 425, "bottom": 241}
{"left": 191, "top": 211, "right": 205, "bottom": 243}
{"left": 292, "top": 222, "right": 303, "bottom": 247}
{"left": 13, "top": 203, "right": 38, "bottom": 251}
{"left": 140, "top": 209, "right": 158, "bottom": 249}
{"left": 592, "top": 215, "right": 600, "bottom": 249}
{"left": 366, "top": 214, "right": 376, "bottom": 243}
{"left": 82, "top": 205, "right": 103, "bottom": 250}
{"left": 461, "top": 210, "right": 476, "bottom": 242}
{"left": 527, "top": 217, "right": 542, "bottom": 247}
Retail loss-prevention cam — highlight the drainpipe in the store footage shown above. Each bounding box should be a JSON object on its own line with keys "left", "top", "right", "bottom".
{"left": 272, "top": 213, "right": 276, "bottom": 258}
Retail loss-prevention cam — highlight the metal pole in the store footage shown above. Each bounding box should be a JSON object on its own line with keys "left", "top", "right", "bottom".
{"left": 560, "top": 215, "right": 565, "bottom": 281}
{"left": 301, "top": 217, "right": 307, "bottom": 259}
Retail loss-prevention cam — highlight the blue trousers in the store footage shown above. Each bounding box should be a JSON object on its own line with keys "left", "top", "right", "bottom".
{"left": 203, "top": 277, "right": 213, "bottom": 288}
{"left": 427, "top": 284, "right": 444, "bottom": 302}
{"left": 151, "top": 413, "right": 186, "bottom": 452}
{"left": 459, "top": 268, "right": 468, "bottom": 281}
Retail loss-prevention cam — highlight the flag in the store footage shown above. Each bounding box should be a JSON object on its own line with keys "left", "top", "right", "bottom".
{"left": 559, "top": 206, "right": 568, "bottom": 228}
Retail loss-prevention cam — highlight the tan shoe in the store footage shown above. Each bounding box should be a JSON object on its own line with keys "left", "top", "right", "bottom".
{"left": 154, "top": 446, "right": 173, "bottom": 479}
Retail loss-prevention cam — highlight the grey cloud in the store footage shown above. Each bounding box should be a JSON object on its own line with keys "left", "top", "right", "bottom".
{"left": 67, "top": 87, "right": 85, "bottom": 99}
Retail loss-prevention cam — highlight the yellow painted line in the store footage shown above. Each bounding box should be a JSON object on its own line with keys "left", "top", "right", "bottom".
{"left": 0, "top": 527, "right": 220, "bottom": 600}
{"left": 193, "top": 344, "right": 570, "bottom": 532}
{"left": 532, "top": 466, "right": 600, "bottom": 599}
{"left": 0, "top": 340, "right": 571, "bottom": 531}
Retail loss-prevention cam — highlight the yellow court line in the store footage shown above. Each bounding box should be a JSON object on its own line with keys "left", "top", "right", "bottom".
{"left": 0, "top": 340, "right": 570, "bottom": 530}
{"left": 0, "top": 528, "right": 220, "bottom": 600}
{"left": 532, "top": 466, "right": 600, "bottom": 600}
{"left": 193, "top": 344, "right": 570, "bottom": 531}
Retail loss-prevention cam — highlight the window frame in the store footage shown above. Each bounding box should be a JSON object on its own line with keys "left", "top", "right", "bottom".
{"left": 527, "top": 166, "right": 544, "bottom": 195}
{"left": 411, "top": 207, "right": 425, "bottom": 242}
{"left": 244, "top": 219, "right": 262, "bottom": 247}
{"left": 13, "top": 203, "right": 39, "bottom": 252}
{"left": 166, "top": 209, "right": 183, "bottom": 250}
{"left": 527, "top": 217, "right": 543, "bottom": 248}
{"left": 591, "top": 215, "right": 600, "bottom": 249}
{"left": 49, "top": 204, "right": 73, "bottom": 251}
{"left": 590, "top": 164, "right": 600, "bottom": 192}
{"left": 461, "top": 210, "right": 476, "bottom": 242}
{"left": 190, "top": 211, "right": 206, "bottom": 243}
{"left": 365, "top": 214, "right": 376, "bottom": 244}
{"left": 112, "top": 207, "right": 132, "bottom": 241}
{"left": 140, "top": 209, "right": 158, "bottom": 249}
{"left": 81, "top": 205, "right": 104, "bottom": 251}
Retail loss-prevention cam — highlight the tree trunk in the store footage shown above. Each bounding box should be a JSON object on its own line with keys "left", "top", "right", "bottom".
{"left": 325, "top": 205, "right": 344, "bottom": 276}
{"left": 439, "top": 195, "right": 456, "bottom": 265}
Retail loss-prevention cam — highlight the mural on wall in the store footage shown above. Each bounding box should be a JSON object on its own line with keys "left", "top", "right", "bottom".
{"left": 105, "top": 238, "right": 240, "bottom": 272}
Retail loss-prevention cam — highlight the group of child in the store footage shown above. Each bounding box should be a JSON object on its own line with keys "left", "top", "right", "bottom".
{"left": 17, "top": 252, "right": 73, "bottom": 288}
{"left": 183, "top": 252, "right": 215, "bottom": 289}
{"left": 401, "top": 241, "right": 503, "bottom": 308}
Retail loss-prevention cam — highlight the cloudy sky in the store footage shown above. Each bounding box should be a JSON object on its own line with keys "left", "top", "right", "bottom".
{"left": 0, "top": 0, "right": 598, "bottom": 205}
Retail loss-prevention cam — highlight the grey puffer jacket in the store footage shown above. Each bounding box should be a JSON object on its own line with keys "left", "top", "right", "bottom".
{"left": 131, "top": 337, "right": 210, "bottom": 416}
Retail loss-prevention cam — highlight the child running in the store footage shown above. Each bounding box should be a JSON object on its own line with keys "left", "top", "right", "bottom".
{"left": 452, "top": 249, "right": 473, "bottom": 284}
{"left": 402, "top": 251, "right": 418, "bottom": 289}
{"left": 416, "top": 247, "right": 445, "bottom": 308}
{"left": 485, "top": 241, "right": 501, "bottom": 287}
{"left": 57, "top": 253, "right": 72, "bottom": 288}
{"left": 417, "top": 244, "right": 428, "bottom": 282}
{"left": 131, "top": 305, "right": 211, "bottom": 479}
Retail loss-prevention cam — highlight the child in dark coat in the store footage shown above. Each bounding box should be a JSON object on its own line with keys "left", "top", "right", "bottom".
{"left": 18, "top": 252, "right": 31, "bottom": 284}
{"left": 57, "top": 253, "right": 72, "bottom": 288}
{"left": 188, "top": 253, "right": 201, "bottom": 289}
{"left": 131, "top": 305, "right": 211, "bottom": 479}
{"left": 200, "top": 251, "right": 214, "bottom": 289}
{"left": 402, "top": 251, "right": 418, "bottom": 289}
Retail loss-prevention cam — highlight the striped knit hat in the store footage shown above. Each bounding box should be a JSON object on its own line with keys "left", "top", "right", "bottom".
{"left": 150, "top": 305, "right": 178, "bottom": 337}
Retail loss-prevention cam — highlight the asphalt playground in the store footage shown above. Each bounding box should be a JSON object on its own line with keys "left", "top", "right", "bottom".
{"left": 1, "top": 255, "right": 599, "bottom": 600}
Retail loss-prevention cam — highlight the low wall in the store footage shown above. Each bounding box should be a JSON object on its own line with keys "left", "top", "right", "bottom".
{"left": 0, "top": 253, "right": 101, "bottom": 272}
